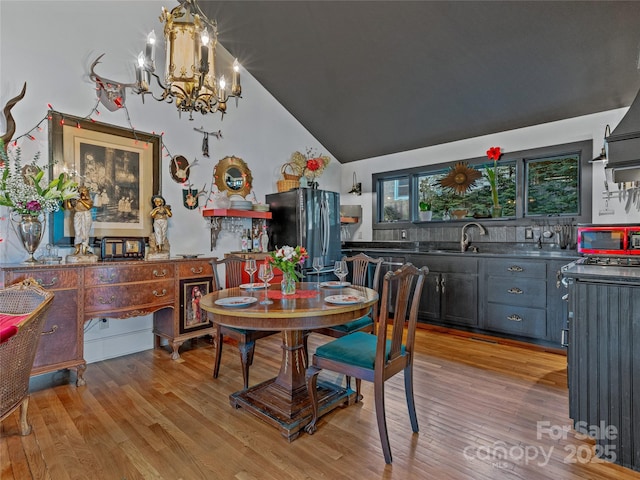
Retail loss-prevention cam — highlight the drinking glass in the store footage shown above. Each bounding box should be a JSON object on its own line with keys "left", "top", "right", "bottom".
{"left": 244, "top": 259, "right": 257, "bottom": 286}
{"left": 334, "top": 260, "right": 348, "bottom": 285}
{"left": 258, "top": 263, "right": 274, "bottom": 304}
{"left": 312, "top": 257, "right": 324, "bottom": 289}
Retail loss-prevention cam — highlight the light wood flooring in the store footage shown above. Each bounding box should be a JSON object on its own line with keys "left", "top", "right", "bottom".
{"left": 2, "top": 328, "right": 640, "bottom": 480}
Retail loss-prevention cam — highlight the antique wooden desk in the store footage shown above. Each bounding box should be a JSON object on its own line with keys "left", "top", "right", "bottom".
{"left": 0, "top": 257, "right": 214, "bottom": 385}
{"left": 200, "top": 282, "right": 378, "bottom": 441}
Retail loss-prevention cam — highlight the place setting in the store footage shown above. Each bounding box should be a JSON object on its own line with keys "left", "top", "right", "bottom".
{"left": 319, "top": 260, "right": 351, "bottom": 288}
{"left": 213, "top": 296, "right": 258, "bottom": 308}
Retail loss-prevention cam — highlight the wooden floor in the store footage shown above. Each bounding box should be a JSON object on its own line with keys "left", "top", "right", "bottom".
{"left": 2, "top": 328, "right": 640, "bottom": 480}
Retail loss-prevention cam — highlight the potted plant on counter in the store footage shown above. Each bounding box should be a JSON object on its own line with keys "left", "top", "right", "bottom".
{"left": 418, "top": 179, "right": 433, "bottom": 221}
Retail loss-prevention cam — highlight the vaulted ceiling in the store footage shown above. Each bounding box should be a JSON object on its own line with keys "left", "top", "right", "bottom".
{"left": 199, "top": 1, "right": 640, "bottom": 163}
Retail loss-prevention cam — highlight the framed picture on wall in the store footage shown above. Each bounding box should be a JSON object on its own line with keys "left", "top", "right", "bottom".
{"left": 179, "top": 278, "right": 213, "bottom": 334}
{"left": 48, "top": 111, "right": 161, "bottom": 246}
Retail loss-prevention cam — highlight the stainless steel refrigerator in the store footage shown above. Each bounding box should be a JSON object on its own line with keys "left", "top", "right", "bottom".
{"left": 266, "top": 188, "right": 341, "bottom": 282}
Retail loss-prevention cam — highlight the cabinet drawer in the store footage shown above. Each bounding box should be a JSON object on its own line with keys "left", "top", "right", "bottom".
{"left": 6, "top": 268, "right": 78, "bottom": 289}
{"left": 32, "top": 289, "right": 80, "bottom": 369}
{"left": 489, "top": 259, "right": 546, "bottom": 278}
{"left": 487, "top": 277, "right": 546, "bottom": 306}
{"left": 85, "top": 264, "right": 174, "bottom": 285}
{"left": 85, "top": 280, "right": 175, "bottom": 314}
{"left": 177, "top": 261, "right": 212, "bottom": 279}
{"left": 486, "top": 303, "right": 546, "bottom": 339}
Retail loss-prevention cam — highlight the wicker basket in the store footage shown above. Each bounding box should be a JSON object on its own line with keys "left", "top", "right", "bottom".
{"left": 277, "top": 179, "right": 300, "bottom": 192}
{"left": 281, "top": 162, "right": 301, "bottom": 181}
{"left": 0, "top": 279, "right": 54, "bottom": 435}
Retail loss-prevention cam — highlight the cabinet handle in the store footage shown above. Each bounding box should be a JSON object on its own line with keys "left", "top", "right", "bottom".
{"left": 98, "top": 295, "right": 116, "bottom": 304}
{"left": 507, "top": 314, "right": 523, "bottom": 322}
{"left": 36, "top": 277, "right": 58, "bottom": 287}
{"left": 561, "top": 328, "right": 569, "bottom": 347}
{"left": 190, "top": 267, "right": 204, "bottom": 274}
{"left": 41, "top": 325, "right": 58, "bottom": 335}
{"left": 153, "top": 289, "right": 167, "bottom": 297}
{"left": 507, "top": 287, "right": 523, "bottom": 295}
{"left": 153, "top": 269, "right": 168, "bottom": 278}
{"left": 507, "top": 265, "right": 523, "bottom": 272}
{"left": 556, "top": 270, "right": 562, "bottom": 289}
{"left": 99, "top": 272, "right": 116, "bottom": 283}
{"left": 441, "top": 277, "right": 445, "bottom": 294}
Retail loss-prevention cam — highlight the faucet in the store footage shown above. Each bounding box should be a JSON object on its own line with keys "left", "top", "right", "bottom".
{"left": 460, "top": 222, "right": 487, "bottom": 252}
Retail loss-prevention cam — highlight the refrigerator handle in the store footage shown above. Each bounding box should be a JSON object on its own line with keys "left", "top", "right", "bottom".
{"left": 321, "top": 198, "right": 329, "bottom": 256}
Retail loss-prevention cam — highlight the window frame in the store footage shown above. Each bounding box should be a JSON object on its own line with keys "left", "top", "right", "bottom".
{"left": 372, "top": 140, "right": 592, "bottom": 230}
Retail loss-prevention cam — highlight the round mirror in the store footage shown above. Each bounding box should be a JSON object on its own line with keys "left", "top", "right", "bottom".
{"left": 214, "top": 156, "right": 252, "bottom": 198}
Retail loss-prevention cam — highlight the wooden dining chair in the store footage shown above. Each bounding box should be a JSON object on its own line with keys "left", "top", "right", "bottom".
{"left": 303, "top": 253, "right": 383, "bottom": 365}
{"left": 210, "top": 256, "right": 278, "bottom": 389}
{"left": 305, "top": 262, "right": 428, "bottom": 464}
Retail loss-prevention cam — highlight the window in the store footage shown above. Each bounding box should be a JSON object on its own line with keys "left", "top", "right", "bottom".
{"left": 525, "top": 154, "right": 579, "bottom": 216}
{"left": 379, "top": 177, "right": 409, "bottom": 222}
{"left": 373, "top": 140, "right": 592, "bottom": 227}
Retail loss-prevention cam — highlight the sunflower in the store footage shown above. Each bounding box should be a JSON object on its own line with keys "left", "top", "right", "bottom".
{"left": 439, "top": 162, "right": 482, "bottom": 195}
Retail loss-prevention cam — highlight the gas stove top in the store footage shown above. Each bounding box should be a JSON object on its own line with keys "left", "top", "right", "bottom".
{"left": 578, "top": 256, "right": 640, "bottom": 267}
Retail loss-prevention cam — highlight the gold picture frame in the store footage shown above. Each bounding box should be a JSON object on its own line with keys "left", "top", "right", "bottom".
{"left": 180, "top": 279, "right": 212, "bottom": 333}
{"left": 49, "top": 111, "right": 161, "bottom": 246}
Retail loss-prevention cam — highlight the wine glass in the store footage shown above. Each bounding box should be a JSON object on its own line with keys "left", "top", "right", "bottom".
{"left": 312, "top": 257, "right": 324, "bottom": 289}
{"left": 334, "top": 260, "right": 348, "bottom": 285}
{"left": 258, "top": 263, "right": 274, "bottom": 304}
{"left": 244, "top": 259, "right": 257, "bottom": 287}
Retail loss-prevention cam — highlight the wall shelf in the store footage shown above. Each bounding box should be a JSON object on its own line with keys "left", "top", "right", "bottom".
{"left": 202, "top": 209, "right": 272, "bottom": 250}
{"left": 340, "top": 216, "right": 359, "bottom": 224}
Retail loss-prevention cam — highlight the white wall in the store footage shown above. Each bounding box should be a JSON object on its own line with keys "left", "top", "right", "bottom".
{"left": 339, "top": 108, "right": 638, "bottom": 241}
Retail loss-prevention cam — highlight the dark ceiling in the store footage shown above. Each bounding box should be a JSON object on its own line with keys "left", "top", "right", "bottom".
{"left": 200, "top": 1, "right": 640, "bottom": 163}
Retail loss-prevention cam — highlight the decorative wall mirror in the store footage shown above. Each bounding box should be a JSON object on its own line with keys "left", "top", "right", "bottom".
{"left": 213, "top": 155, "right": 253, "bottom": 198}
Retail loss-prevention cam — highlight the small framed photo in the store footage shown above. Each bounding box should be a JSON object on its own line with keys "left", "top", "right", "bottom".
{"left": 180, "top": 279, "right": 213, "bottom": 334}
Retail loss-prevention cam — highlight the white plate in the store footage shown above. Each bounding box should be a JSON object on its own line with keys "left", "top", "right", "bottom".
{"left": 320, "top": 281, "right": 351, "bottom": 288}
{"left": 214, "top": 296, "right": 258, "bottom": 308}
{"left": 239, "top": 283, "right": 270, "bottom": 290}
{"left": 324, "top": 294, "right": 364, "bottom": 305}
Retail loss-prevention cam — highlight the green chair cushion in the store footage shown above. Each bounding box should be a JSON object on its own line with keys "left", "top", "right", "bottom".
{"left": 328, "top": 314, "right": 373, "bottom": 333}
{"left": 315, "top": 331, "right": 405, "bottom": 369}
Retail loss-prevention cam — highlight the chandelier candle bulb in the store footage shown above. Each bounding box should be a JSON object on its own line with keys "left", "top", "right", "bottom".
{"left": 145, "top": 30, "right": 156, "bottom": 70}
{"left": 232, "top": 59, "right": 241, "bottom": 95}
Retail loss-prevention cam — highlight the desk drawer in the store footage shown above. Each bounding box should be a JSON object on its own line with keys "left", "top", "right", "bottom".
{"left": 84, "top": 280, "right": 174, "bottom": 314}
{"left": 487, "top": 277, "right": 546, "bottom": 306}
{"left": 85, "top": 264, "right": 174, "bottom": 285}
{"left": 177, "top": 261, "right": 212, "bottom": 279}
{"left": 5, "top": 268, "right": 78, "bottom": 290}
{"left": 486, "top": 303, "right": 546, "bottom": 338}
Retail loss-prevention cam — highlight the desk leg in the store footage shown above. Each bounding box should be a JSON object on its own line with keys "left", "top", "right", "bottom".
{"left": 229, "top": 329, "right": 355, "bottom": 441}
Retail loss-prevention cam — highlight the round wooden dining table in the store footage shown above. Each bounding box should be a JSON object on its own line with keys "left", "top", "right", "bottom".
{"left": 200, "top": 281, "right": 378, "bottom": 441}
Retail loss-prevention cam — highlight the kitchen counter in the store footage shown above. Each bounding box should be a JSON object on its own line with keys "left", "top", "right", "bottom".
{"left": 342, "top": 241, "right": 580, "bottom": 261}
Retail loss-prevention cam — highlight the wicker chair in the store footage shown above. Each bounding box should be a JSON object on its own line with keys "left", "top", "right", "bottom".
{"left": 0, "top": 278, "right": 54, "bottom": 435}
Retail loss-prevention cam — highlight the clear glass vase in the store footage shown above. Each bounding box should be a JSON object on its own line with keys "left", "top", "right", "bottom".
{"left": 281, "top": 271, "right": 296, "bottom": 295}
{"left": 491, "top": 205, "right": 503, "bottom": 218}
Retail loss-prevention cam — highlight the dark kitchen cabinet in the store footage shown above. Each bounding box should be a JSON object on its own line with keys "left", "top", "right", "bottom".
{"left": 565, "top": 276, "right": 640, "bottom": 472}
{"left": 408, "top": 254, "right": 479, "bottom": 327}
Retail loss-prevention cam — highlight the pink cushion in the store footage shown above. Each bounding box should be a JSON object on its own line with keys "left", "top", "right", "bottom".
{"left": 0, "top": 313, "right": 30, "bottom": 343}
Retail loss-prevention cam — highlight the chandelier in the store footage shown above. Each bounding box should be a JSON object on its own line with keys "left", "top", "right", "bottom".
{"left": 90, "top": 0, "right": 241, "bottom": 119}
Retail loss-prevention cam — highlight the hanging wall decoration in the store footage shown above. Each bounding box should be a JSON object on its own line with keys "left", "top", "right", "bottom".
{"left": 170, "top": 155, "right": 194, "bottom": 183}
{"left": 193, "top": 127, "right": 222, "bottom": 157}
{"left": 183, "top": 184, "right": 206, "bottom": 210}
{"left": 439, "top": 161, "right": 482, "bottom": 195}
